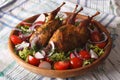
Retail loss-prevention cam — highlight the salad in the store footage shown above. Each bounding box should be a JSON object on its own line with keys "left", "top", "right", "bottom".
{"left": 10, "top": 12, "right": 108, "bottom": 70}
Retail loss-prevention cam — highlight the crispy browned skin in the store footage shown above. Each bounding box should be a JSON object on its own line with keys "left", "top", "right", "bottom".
{"left": 48, "top": 9, "right": 100, "bottom": 52}
{"left": 30, "top": 2, "right": 65, "bottom": 47}
{"left": 49, "top": 24, "right": 83, "bottom": 52}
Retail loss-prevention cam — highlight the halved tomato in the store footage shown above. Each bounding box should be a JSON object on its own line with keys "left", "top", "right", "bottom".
{"left": 10, "top": 35, "right": 23, "bottom": 45}
{"left": 54, "top": 61, "right": 70, "bottom": 70}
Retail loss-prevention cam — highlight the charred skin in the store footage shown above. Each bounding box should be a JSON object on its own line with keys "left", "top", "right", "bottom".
{"left": 49, "top": 24, "right": 82, "bottom": 52}
{"left": 49, "top": 23, "right": 90, "bottom": 52}
{"left": 30, "top": 19, "right": 62, "bottom": 47}
{"left": 46, "top": 11, "right": 99, "bottom": 53}
{"left": 29, "top": 2, "right": 65, "bottom": 47}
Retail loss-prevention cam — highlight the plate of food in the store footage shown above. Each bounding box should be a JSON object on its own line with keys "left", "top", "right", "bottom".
{"left": 8, "top": 2, "right": 112, "bottom": 78}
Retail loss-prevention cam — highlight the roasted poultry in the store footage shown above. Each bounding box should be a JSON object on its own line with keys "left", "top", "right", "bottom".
{"left": 30, "top": 2, "right": 65, "bottom": 47}
{"left": 44, "top": 8, "right": 100, "bottom": 53}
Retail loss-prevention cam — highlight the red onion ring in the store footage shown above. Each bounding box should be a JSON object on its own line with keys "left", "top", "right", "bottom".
{"left": 88, "top": 32, "right": 108, "bottom": 44}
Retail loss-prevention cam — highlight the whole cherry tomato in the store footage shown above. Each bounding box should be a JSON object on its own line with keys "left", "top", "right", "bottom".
{"left": 54, "top": 61, "right": 70, "bottom": 70}
{"left": 79, "top": 50, "right": 91, "bottom": 60}
{"left": 91, "top": 31, "right": 101, "bottom": 42}
{"left": 70, "top": 57, "right": 83, "bottom": 69}
{"left": 28, "top": 55, "right": 40, "bottom": 66}
{"left": 10, "top": 35, "right": 23, "bottom": 45}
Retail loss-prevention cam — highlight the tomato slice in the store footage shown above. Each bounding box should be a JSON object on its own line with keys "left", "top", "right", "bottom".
{"left": 79, "top": 50, "right": 91, "bottom": 60}
{"left": 28, "top": 55, "right": 40, "bottom": 66}
{"left": 70, "top": 57, "right": 83, "bottom": 69}
{"left": 54, "top": 61, "right": 70, "bottom": 70}
{"left": 95, "top": 41, "right": 107, "bottom": 48}
{"left": 10, "top": 35, "right": 23, "bottom": 45}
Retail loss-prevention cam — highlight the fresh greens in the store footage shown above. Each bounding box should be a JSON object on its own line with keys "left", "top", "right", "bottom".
{"left": 83, "top": 59, "right": 94, "bottom": 66}
{"left": 89, "top": 45, "right": 104, "bottom": 56}
{"left": 18, "top": 48, "right": 34, "bottom": 61}
{"left": 18, "top": 26, "right": 32, "bottom": 34}
{"left": 50, "top": 52, "right": 69, "bottom": 62}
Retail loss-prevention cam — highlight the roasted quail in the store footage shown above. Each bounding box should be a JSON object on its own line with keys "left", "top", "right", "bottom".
{"left": 30, "top": 2, "right": 65, "bottom": 47}
{"left": 44, "top": 8, "right": 100, "bottom": 53}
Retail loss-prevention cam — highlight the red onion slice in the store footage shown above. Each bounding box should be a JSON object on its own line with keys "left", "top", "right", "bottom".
{"left": 34, "top": 14, "right": 46, "bottom": 23}
{"left": 29, "top": 23, "right": 42, "bottom": 31}
{"left": 19, "top": 32, "right": 32, "bottom": 40}
{"left": 30, "top": 36, "right": 39, "bottom": 48}
{"left": 15, "top": 41, "right": 29, "bottom": 50}
{"left": 48, "top": 41, "right": 55, "bottom": 56}
{"left": 88, "top": 32, "right": 108, "bottom": 44}
{"left": 89, "top": 49, "right": 98, "bottom": 59}
{"left": 34, "top": 52, "right": 45, "bottom": 59}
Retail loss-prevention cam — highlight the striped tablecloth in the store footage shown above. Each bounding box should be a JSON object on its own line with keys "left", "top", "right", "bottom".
{"left": 0, "top": 0, "right": 120, "bottom": 80}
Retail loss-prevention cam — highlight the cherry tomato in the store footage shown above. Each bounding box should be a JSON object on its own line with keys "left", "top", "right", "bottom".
{"left": 95, "top": 41, "right": 107, "bottom": 48}
{"left": 91, "top": 31, "right": 101, "bottom": 42}
{"left": 45, "top": 57, "right": 53, "bottom": 63}
{"left": 79, "top": 50, "right": 91, "bottom": 60}
{"left": 10, "top": 35, "right": 23, "bottom": 45}
{"left": 70, "top": 57, "right": 83, "bottom": 69}
{"left": 54, "top": 61, "right": 70, "bottom": 70}
{"left": 28, "top": 55, "right": 40, "bottom": 66}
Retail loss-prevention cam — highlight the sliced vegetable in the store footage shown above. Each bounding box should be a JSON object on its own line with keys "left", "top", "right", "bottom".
{"left": 89, "top": 49, "right": 98, "bottom": 59}
{"left": 70, "top": 51, "right": 79, "bottom": 59}
{"left": 79, "top": 50, "right": 91, "bottom": 60}
{"left": 95, "top": 41, "right": 107, "bottom": 48}
{"left": 34, "top": 14, "right": 46, "bottom": 24}
{"left": 15, "top": 41, "right": 29, "bottom": 50}
{"left": 34, "top": 52, "right": 45, "bottom": 59}
{"left": 18, "top": 48, "right": 34, "bottom": 60}
{"left": 28, "top": 55, "right": 40, "bottom": 66}
{"left": 89, "top": 45, "right": 104, "bottom": 56}
{"left": 70, "top": 57, "right": 83, "bottom": 69}
{"left": 70, "top": 53, "right": 76, "bottom": 59}
{"left": 54, "top": 61, "right": 70, "bottom": 70}
{"left": 38, "top": 61, "right": 52, "bottom": 69}
{"left": 10, "top": 35, "right": 23, "bottom": 45}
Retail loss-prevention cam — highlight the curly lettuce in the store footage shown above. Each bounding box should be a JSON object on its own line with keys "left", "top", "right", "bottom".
{"left": 18, "top": 48, "right": 34, "bottom": 61}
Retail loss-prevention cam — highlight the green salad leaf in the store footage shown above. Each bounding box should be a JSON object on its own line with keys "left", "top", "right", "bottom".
{"left": 89, "top": 45, "right": 104, "bottom": 56}
{"left": 83, "top": 59, "right": 95, "bottom": 66}
{"left": 18, "top": 26, "right": 32, "bottom": 34}
{"left": 18, "top": 48, "right": 34, "bottom": 61}
{"left": 49, "top": 52, "right": 69, "bottom": 62}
